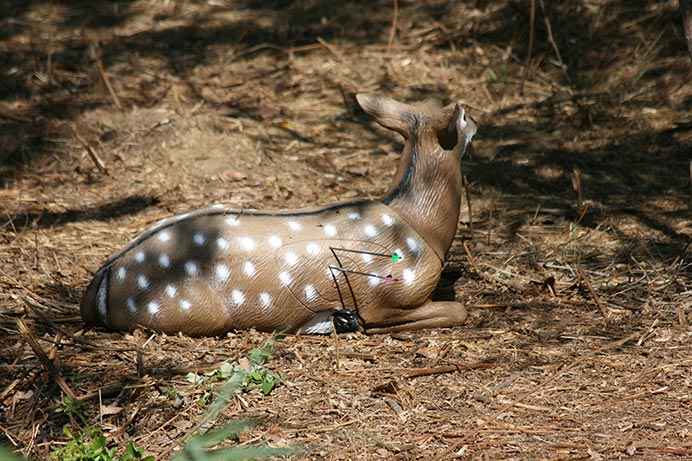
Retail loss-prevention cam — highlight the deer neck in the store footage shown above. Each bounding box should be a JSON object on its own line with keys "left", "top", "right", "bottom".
{"left": 380, "top": 140, "right": 462, "bottom": 262}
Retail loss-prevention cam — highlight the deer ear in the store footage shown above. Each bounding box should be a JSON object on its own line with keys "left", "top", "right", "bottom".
{"left": 432, "top": 103, "right": 460, "bottom": 150}
{"left": 356, "top": 94, "right": 412, "bottom": 137}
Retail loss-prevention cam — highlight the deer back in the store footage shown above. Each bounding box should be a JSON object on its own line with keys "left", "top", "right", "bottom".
{"left": 81, "top": 200, "right": 441, "bottom": 335}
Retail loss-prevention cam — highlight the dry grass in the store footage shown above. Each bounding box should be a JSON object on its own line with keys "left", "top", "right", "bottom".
{"left": 1, "top": 0, "right": 691, "bottom": 459}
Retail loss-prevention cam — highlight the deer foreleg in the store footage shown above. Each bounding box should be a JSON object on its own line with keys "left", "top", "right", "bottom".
{"left": 362, "top": 299, "right": 467, "bottom": 334}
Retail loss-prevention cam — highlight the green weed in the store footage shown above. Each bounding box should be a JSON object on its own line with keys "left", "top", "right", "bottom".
{"left": 49, "top": 346, "right": 291, "bottom": 461}
{"left": 172, "top": 345, "right": 296, "bottom": 460}
{"left": 50, "top": 396, "right": 154, "bottom": 461}
{"left": 186, "top": 347, "right": 283, "bottom": 397}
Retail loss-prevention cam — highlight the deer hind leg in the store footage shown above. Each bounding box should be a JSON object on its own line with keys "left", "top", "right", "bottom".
{"left": 362, "top": 299, "right": 467, "bottom": 334}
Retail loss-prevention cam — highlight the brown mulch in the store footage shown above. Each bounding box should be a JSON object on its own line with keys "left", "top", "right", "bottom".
{"left": 1, "top": 1, "right": 691, "bottom": 459}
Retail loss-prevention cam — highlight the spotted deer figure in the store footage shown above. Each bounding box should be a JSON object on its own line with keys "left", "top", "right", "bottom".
{"left": 81, "top": 94, "right": 477, "bottom": 336}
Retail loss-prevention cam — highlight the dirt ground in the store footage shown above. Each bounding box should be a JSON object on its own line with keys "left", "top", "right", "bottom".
{"left": 1, "top": 1, "right": 691, "bottom": 459}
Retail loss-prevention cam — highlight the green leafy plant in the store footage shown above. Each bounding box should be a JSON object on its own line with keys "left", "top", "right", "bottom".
{"left": 50, "top": 396, "right": 154, "bottom": 461}
{"left": 121, "top": 443, "right": 154, "bottom": 461}
{"left": 172, "top": 345, "right": 296, "bottom": 460}
{"left": 172, "top": 418, "right": 294, "bottom": 461}
{"left": 187, "top": 347, "right": 283, "bottom": 397}
{"left": 51, "top": 346, "right": 290, "bottom": 461}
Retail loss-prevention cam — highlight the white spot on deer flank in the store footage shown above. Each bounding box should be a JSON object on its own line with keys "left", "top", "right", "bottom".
{"left": 243, "top": 261, "right": 256, "bottom": 277}
{"left": 193, "top": 233, "right": 206, "bottom": 246}
{"left": 158, "top": 253, "right": 170, "bottom": 268}
{"left": 238, "top": 236, "right": 256, "bottom": 251}
{"left": 304, "top": 284, "right": 317, "bottom": 301}
{"left": 147, "top": 300, "right": 160, "bottom": 315}
{"left": 158, "top": 231, "right": 171, "bottom": 242}
{"left": 135, "top": 251, "right": 146, "bottom": 264}
{"left": 279, "top": 271, "right": 292, "bottom": 285}
{"left": 116, "top": 266, "right": 126, "bottom": 281}
{"left": 259, "top": 292, "right": 272, "bottom": 310}
{"left": 165, "top": 284, "right": 177, "bottom": 298}
{"left": 381, "top": 214, "right": 394, "bottom": 226}
{"left": 268, "top": 235, "right": 282, "bottom": 248}
{"left": 394, "top": 248, "right": 404, "bottom": 261}
{"left": 323, "top": 224, "right": 337, "bottom": 237}
{"left": 368, "top": 276, "right": 381, "bottom": 287}
{"left": 284, "top": 251, "right": 299, "bottom": 266}
{"left": 306, "top": 242, "right": 320, "bottom": 255}
{"left": 402, "top": 268, "right": 416, "bottom": 285}
{"left": 126, "top": 298, "right": 137, "bottom": 313}
{"left": 217, "top": 237, "right": 229, "bottom": 250}
{"left": 96, "top": 276, "right": 107, "bottom": 318}
{"left": 184, "top": 261, "right": 199, "bottom": 277}
{"left": 348, "top": 212, "right": 361, "bottom": 220}
{"left": 215, "top": 264, "right": 231, "bottom": 282}
{"left": 406, "top": 237, "right": 420, "bottom": 253}
{"left": 225, "top": 216, "right": 240, "bottom": 226}
{"left": 287, "top": 220, "right": 302, "bottom": 231}
{"left": 231, "top": 289, "right": 245, "bottom": 305}
{"left": 137, "top": 275, "right": 149, "bottom": 290}
{"left": 361, "top": 253, "right": 373, "bottom": 263}
{"left": 180, "top": 299, "right": 192, "bottom": 311}
{"left": 364, "top": 224, "right": 378, "bottom": 238}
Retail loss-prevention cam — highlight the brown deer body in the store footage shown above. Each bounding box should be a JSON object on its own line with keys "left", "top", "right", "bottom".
{"left": 81, "top": 94, "right": 477, "bottom": 336}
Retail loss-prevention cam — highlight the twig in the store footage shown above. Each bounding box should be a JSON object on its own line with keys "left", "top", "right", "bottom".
{"left": 141, "top": 115, "right": 174, "bottom": 138}
{"left": 468, "top": 259, "right": 530, "bottom": 292}
{"left": 0, "top": 110, "right": 33, "bottom": 123}
{"left": 463, "top": 173, "right": 473, "bottom": 233}
{"left": 316, "top": 37, "right": 363, "bottom": 78}
{"left": 331, "top": 317, "right": 341, "bottom": 371}
{"left": 576, "top": 201, "right": 590, "bottom": 226}
{"left": 572, "top": 168, "right": 583, "bottom": 206}
{"left": 72, "top": 124, "right": 108, "bottom": 174}
{"left": 462, "top": 241, "right": 480, "bottom": 274}
{"left": 16, "top": 318, "right": 77, "bottom": 400}
{"left": 387, "top": 0, "right": 399, "bottom": 52}
{"left": 678, "top": 0, "right": 692, "bottom": 63}
{"left": 402, "top": 362, "right": 500, "bottom": 378}
{"left": 537, "top": 0, "right": 571, "bottom": 84}
{"left": 95, "top": 54, "right": 122, "bottom": 109}
{"left": 518, "top": 0, "right": 536, "bottom": 95}
{"left": 22, "top": 297, "right": 137, "bottom": 351}
{"left": 576, "top": 264, "right": 609, "bottom": 320}
{"left": 493, "top": 91, "right": 607, "bottom": 116}
{"left": 0, "top": 378, "right": 21, "bottom": 402}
